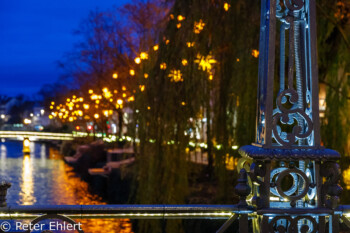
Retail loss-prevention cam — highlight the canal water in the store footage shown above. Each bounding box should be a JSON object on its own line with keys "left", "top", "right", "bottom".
{"left": 0, "top": 140, "right": 133, "bottom": 233}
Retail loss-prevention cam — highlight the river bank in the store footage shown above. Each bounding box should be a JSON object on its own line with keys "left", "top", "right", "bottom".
{"left": 61, "top": 139, "right": 239, "bottom": 232}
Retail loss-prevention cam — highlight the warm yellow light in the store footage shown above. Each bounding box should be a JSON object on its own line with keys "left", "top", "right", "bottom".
{"left": 177, "top": 23, "right": 181, "bottom": 29}
{"left": 112, "top": 73, "right": 118, "bottom": 79}
{"left": 194, "top": 54, "right": 217, "bottom": 71}
{"left": 122, "top": 86, "right": 126, "bottom": 91}
{"left": 194, "top": 19, "right": 205, "bottom": 34}
{"left": 23, "top": 118, "right": 32, "bottom": 124}
{"left": 140, "top": 52, "right": 148, "bottom": 60}
{"left": 177, "top": 15, "right": 185, "bottom": 21}
{"left": 51, "top": 101, "right": 55, "bottom": 105}
{"left": 130, "top": 69, "right": 135, "bottom": 76}
{"left": 89, "top": 89, "right": 93, "bottom": 94}
{"left": 252, "top": 49, "right": 259, "bottom": 58}
{"left": 66, "top": 98, "right": 70, "bottom": 102}
{"left": 94, "top": 114, "right": 99, "bottom": 119}
{"left": 160, "top": 63, "right": 167, "bottom": 70}
{"left": 144, "top": 73, "right": 149, "bottom": 79}
{"left": 170, "top": 14, "right": 174, "bottom": 20}
{"left": 139, "top": 85, "right": 145, "bottom": 92}
{"left": 117, "top": 99, "right": 123, "bottom": 105}
{"left": 182, "top": 59, "right": 188, "bottom": 66}
{"left": 79, "top": 97, "right": 83, "bottom": 102}
{"left": 153, "top": 45, "right": 159, "bottom": 51}
{"left": 122, "top": 93, "right": 126, "bottom": 98}
{"left": 147, "top": 106, "right": 151, "bottom": 110}
{"left": 103, "top": 110, "right": 109, "bottom": 117}
{"left": 168, "top": 69, "right": 183, "bottom": 82}
{"left": 165, "top": 39, "right": 170, "bottom": 45}
{"left": 128, "top": 96, "right": 135, "bottom": 102}
{"left": 50, "top": 106, "right": 53, "bottom": 109}
{"left": 69, "top": 117, "right": 74, "bottom": 122}
{"left": 23, "top": 138, "right": 30, "bottom": 148}
{"left": 134, "top": 57, "right": 141, "bottom": 64}
{"left": 72, "top": 95, "right": 76, "bottom": 99}
{"left": 95, "top": 100, "right": 100, "bottom": 104}
{"left": 49, "top": 115, "right": 53, "bottom": 119}
{"left": 186, "top": 42, "right": 195, "bottom": 47}
{"left": 224, "top": 2, "right": 231, "bottom": 11}
{"left": 209, "top": 74, "right": 213, "bottom": 80}
{"left": 181, "top": 102, "right": 186, "bottom": 106}
{"left": 236, "top": 58, "right": 240, "bottom": 62}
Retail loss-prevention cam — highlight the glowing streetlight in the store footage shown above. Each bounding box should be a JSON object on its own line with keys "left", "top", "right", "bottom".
{"left": 117, "top": 99, "right": 123, "bottom": 105}
{"left": 134, "top": 57, "right": 141, "bottom": 64}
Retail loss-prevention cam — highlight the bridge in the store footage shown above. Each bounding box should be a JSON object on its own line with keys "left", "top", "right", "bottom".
{"left": 0, "top": 131, "right": 74, "bottom": 141}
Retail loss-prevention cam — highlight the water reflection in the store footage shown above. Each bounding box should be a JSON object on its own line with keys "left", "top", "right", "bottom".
{"left": 0, "top": 141, "right": 133, "bottom": 233}
{"left": 19, "top": 155, "right": 35, "bottom": 205}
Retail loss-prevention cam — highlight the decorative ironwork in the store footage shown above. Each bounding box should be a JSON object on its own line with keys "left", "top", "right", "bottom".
{"left": 269, "top": 215, "right": 318, "bottom": 233}
{"left": 235, "top": 169, "right": 251, "bottom": 207}
{"left": 238, "top": 0, "right": 345, "bottom": 231}
{"left": 255, "top": 0, "right": 321, "bottom": 149}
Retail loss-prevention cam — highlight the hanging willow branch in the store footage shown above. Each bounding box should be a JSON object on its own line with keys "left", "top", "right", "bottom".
{"left": 316, "top": 2, "right": 350, "bottom": 50}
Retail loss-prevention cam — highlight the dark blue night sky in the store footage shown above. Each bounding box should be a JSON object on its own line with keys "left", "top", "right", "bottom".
{"left": 0, "top": 0, "right": 129, "bottom": 97}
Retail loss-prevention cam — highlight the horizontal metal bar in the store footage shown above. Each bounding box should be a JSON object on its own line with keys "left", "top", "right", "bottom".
{"left": 336, "top": 205, "right": 350, "bottom": 214}
{"left": 256, "top": 207, "right": 334, "bottom": 216}
{"left": 0, "top": 205, "right": 254, "bottom": 220}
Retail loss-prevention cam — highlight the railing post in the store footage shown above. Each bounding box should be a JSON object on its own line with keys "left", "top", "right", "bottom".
{"left": 0, "top": 181, "right": 11, "bottom": 207}
{"left": 236, "top": 0, "right": 343, "bottom": 231}
{"left": 239, "top": 214, "right": 248, "bottom": 233}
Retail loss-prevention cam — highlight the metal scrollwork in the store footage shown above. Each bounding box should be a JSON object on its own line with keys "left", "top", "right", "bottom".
{"left": 270, "top": 165, "right": 314, "bottom": 207}
{"left": 269, "top": 215, "right": 317, "bottom": 233}
{"left": 272, "top": 89, "right": 313, "bottom": 147}
{"left": 270, "top": 167, "right": 298, "bottom": 198}
{"left": 249, "top": 161, "right": 267, "bottom": 208}
{"left": 284, "top": 0, "right": 304, "bottom": 11}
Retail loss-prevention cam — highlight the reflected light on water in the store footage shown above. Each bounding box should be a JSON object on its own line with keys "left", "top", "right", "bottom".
{"left": 1, "top": 144, "right": 6, "bottom": 169}
{"left": 50, "top": 149, "right": 133, "bottom": 233}
{"left": 40, "top": 144, "right": 47, "bottom": 166}
{"left": 0, "top": 142, "right": 133, "bottom": 233}
{"left": 19, "top": 155, "right": 36, "bottom": 205}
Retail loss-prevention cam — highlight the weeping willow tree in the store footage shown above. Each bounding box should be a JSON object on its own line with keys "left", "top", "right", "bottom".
{"left": 317, "top": 0, "right": 350, "bottom": 202}
{"left": 131, "top": 0, "right": 260, "bottom": 232}
{"left": 317, "top": 0, "right": 350, "bottom": 156}
{"left": 130, "top": 0, "right": 350, "bottom": 232}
